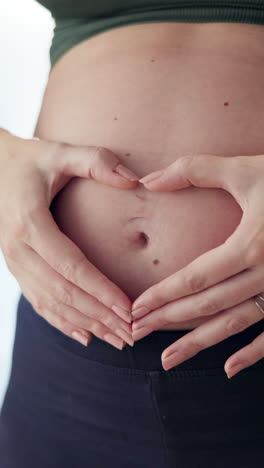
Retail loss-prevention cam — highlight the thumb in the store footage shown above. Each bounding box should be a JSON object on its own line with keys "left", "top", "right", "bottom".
{"left": 139, "top": 154, "right": 243, "bottom": 194}
{"left": 51, "top": 143, "right": 139, "bottom": 192}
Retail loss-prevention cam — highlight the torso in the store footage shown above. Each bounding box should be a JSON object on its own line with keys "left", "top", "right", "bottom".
{"left": 35, "top": 22, "right": 264, "bottom": 330}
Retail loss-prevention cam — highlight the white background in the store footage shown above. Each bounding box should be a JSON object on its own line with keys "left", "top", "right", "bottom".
{"left": 0, "top": 0, "right": 54, "bottom": 408}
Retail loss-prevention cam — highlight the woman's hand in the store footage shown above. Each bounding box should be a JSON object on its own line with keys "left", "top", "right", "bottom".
{"left": 0, "top": 128, "right": 137, "bottom": 349}
{"left": 131, "top": 153, "right": 264, "bottom": 377}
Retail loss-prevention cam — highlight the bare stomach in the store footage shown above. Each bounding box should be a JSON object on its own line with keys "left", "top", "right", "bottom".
{"left": 35, "top": 22, "right": 264, "bottom": 330}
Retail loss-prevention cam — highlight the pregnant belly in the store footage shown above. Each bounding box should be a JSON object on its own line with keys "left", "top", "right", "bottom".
{"left": 35, "top": 22, "right": 264, "bottom": 329}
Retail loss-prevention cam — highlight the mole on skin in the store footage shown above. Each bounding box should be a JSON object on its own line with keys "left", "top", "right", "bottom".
{"left": 153, "top": 259, "right": 159, "bottom": 265}
{"left": 224, "top": 102, "right": 229, "bottom": 106}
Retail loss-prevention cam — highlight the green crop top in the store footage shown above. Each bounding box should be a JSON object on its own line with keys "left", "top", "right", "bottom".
{"left": 36, "top": 1, "right": 264, "bottom": 69}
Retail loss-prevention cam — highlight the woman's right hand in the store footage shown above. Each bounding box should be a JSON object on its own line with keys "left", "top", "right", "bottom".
{"left": 0, "top": 128, "right": 138, "bottom": 349}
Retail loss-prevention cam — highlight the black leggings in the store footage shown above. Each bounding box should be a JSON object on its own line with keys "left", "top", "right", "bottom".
{"left": 0, "top": 294, "right": 264, "bottom": 468}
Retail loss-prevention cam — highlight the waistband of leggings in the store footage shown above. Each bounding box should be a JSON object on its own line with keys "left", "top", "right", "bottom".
{"left": 19, "top": 293, "right": 264, "bottom": 372}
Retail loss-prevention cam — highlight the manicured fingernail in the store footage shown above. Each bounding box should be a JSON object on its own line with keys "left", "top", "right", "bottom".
{"left": 132, "top": 326, "right": 150, "bottom": 341}
{"left": 114, "top": 164, "right": 139, "bottom": 181}
{"left": 226, "top": 362, "right": 244, "bottom": 379}
{"left": 132, "top": 299, "right": 145, "bottom": 309}
{"left": 104, "top": 333, "right": 124, "bottom": 350}
{"left": 139, "top": 170, "right": 165, "bottom": 184}
{"left": 112, "top": 305, "right": 132, "bottom": 323}
{"left": 162, "top": 361, "right": 172, "bottom": 371}
{"left": 116, "top": 328, "right": 134, "bottom": 346}
{"left": 72, "top": 331, "right": 89, "bottom": 346}
{"left": 162, "top": 353, "right": 180, "bottom": 370}
{"left": 131, "top": 305, "right": 149, "bottom": 319}
{"left": 132, "top": 320, "right": 145, "bottom": 331}
{"left": 119, "top": 321, "right": 132, "bottom": 333}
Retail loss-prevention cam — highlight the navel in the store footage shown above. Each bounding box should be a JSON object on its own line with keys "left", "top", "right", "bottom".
{"left": 137, "top": 231, "right": 149, "bottom": 247}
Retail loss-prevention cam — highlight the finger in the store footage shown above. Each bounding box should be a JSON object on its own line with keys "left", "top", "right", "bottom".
{"left": 55, "top": 307, "right": 126, "bottom": 349}
{"left": 132, "top": 305, "right": 169, "bottom": 335}
{"left": 26, "top": 206, "right": 132, "bottom": 317}
{"left": 132, "top": 325, "right": 156, "bottom": 342}
{"left": 139, "top": 154, "right": 255, "bottom": 204}
{"left": 41, "top": 311, "right": 93, "bottom": 346}
{"left": 39, "top": 285, "right": 133, "bottom": 346}
{"left": 48, "top": 144, "right": 139, "bottom": 193}
{"left": 12, "top": 244, "right": 133, "bottom": 346}
{"left": 132, "top": 264, "right": 264, "bottom": 328}
{"left": 224, "top": 331, "right": 264, "bottom": 378}
{"left": 160, "top": 298, "right": 264, "bottom": 371}
{"left": 38, "top": 306, "right": 125, "bottom": 350}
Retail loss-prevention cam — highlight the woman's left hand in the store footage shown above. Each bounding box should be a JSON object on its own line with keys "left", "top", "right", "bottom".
{"left": 131, "top": 153, "right": 264, "bottom": 377}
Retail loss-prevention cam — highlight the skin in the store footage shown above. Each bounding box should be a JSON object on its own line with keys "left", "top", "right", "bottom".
{"left": 0, "top": 130, "right": 138, "bottom": 349}
{"left": 2, "top": 22, "right": 264, "bottom": 373}
{"left": 131, "top": 154, "right": 264, "bottom": 377}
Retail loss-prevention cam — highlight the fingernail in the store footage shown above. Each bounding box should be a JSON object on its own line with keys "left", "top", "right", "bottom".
{"left": 139, "top": 170, "right": 165, "bottom": 184}
{"left": 114, "top": 164, "right": 139, "bottom": 181}
{"left": 118, "top": 321, "right": 132, "bottom": 333}
{"left": 132, "top": 326, "right": 150, "bottom": 341}
{"left": 131, "top": 305, "right": 149, "bottom": 319}
{"left": 226, "top": 362, "right": 244, "bottom": 379}
{"left": 162, "top": 361, "right": 172, "bottom": 371}
{"left": 77, "top": 329, "right": 90, "bottom": 337}
{"left": 112, "top": 305, "right": 132, "bottom": 323}
{"left": 162, "top": 353, "right": 181, "bottom": 370}
{"left": 116, "top": 328, "right": 134, "bottom": 346}
{"left": 72, "top": 330, "right": 89, "bottom": 346}
{"left": 104, "top": 332, "right": 124, "bottom": 350}
{"left": 132, "top": 321, "right": 145, "bottom": 331}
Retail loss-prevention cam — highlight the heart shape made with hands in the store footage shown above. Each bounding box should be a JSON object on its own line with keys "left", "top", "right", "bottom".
{"left": 53, "top": 152, "right": 264, "bottom": 377}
